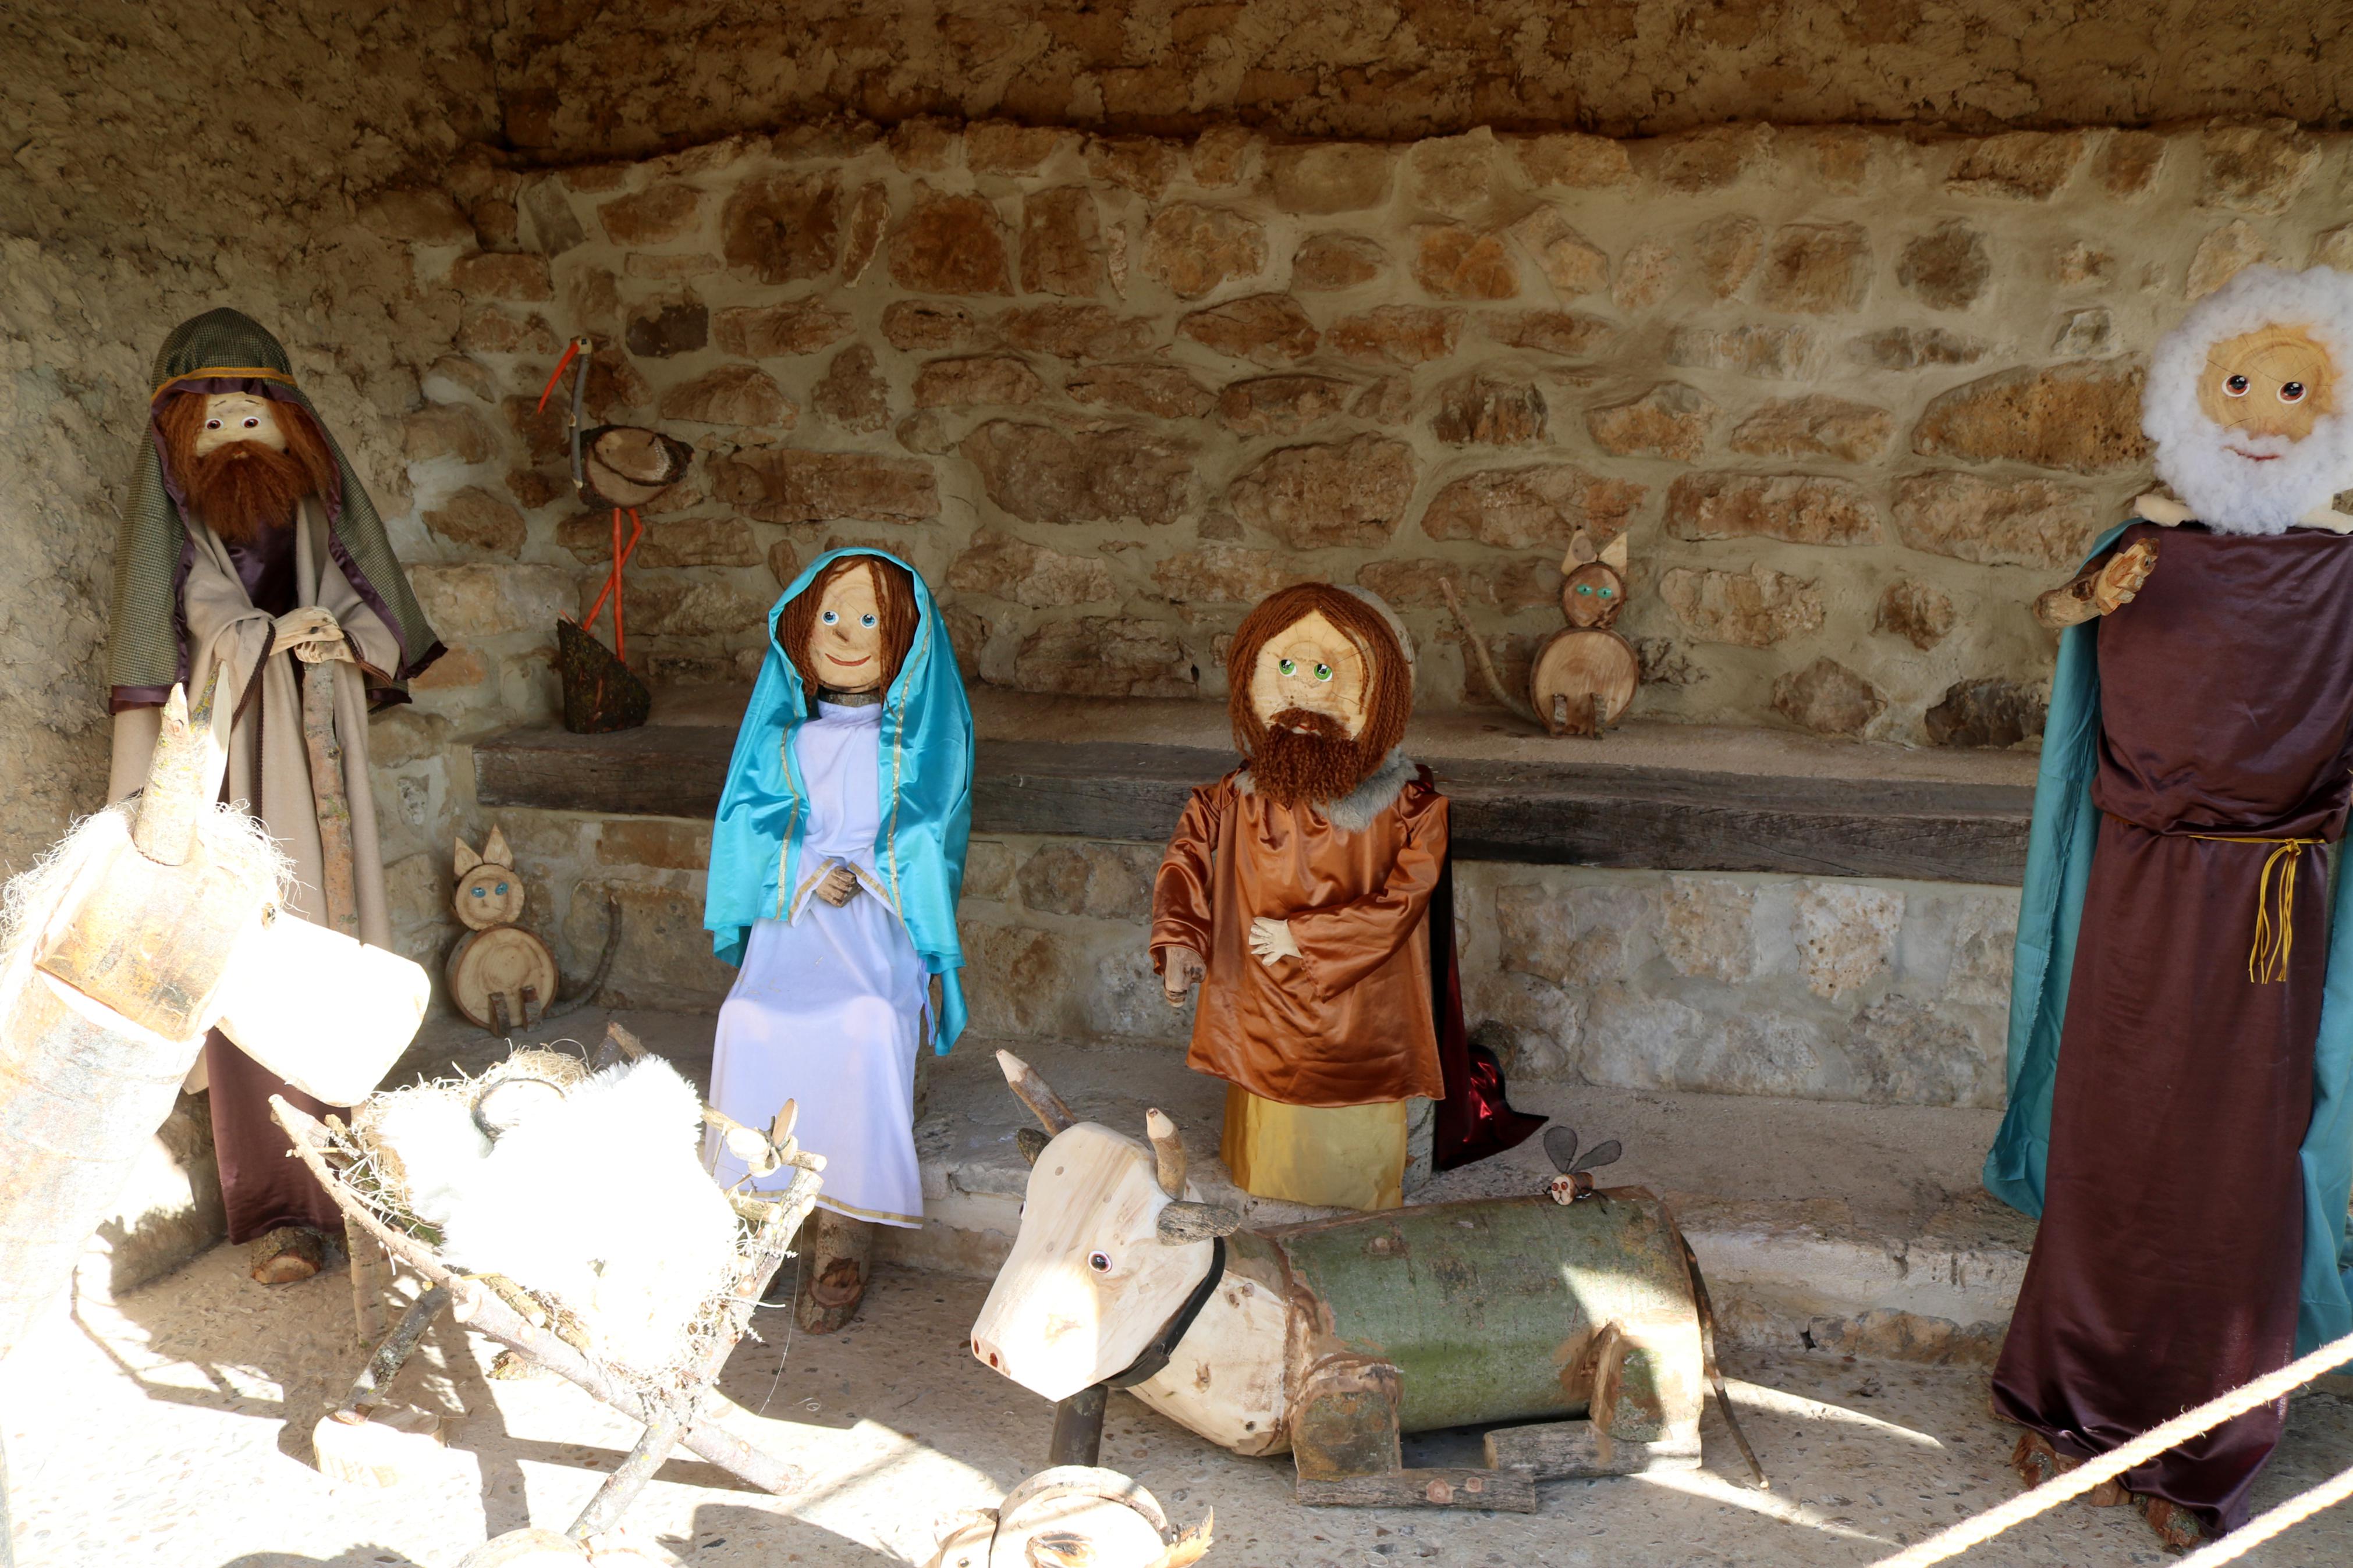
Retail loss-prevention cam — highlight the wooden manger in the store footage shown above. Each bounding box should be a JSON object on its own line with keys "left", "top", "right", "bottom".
{"left": 271, "top": 1079, "right": 822, "bottom": 1542}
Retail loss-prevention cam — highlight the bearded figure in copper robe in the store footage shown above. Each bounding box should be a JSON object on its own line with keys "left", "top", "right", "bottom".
{"left": 104, "top": 309, "right": 442, "bottom": 1283}
{"left": 1986, "top": 266, "right": 2353, "bottom": 1546}
{"left": 1152, "top": 584, "right": 1539, "bottom": 1211}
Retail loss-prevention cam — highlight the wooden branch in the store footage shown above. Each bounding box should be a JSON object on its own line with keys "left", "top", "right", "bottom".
{"left": 997, "top": 1050, "right": 1077, "bottom": 1133}
{"left": 567, "top": 1406, "right": 691, "bottom": 1540}
{"left": 1437, "top": 578, "right": 1542, "bottom": 732}
{"left": 1296, "top": 1467, "right": 1537, "bottom": 1513}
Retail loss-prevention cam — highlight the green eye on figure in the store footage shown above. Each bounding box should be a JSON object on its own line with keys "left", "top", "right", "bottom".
{"left": 1314, "top": 663, "right": 1332, "bottom": 681}
{"left": 1598, "top": 586, "right": 1614, "bottom": 598}
{"left": 1575, "top": 584, "right": 1593, "bottom": 596}
{"left": 1278, "top": 658, "right": 1296, "bottom": 675}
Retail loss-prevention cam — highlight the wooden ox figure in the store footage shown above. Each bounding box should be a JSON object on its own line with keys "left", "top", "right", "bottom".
{"left": 970, "top": 1054, "right": 1757, "bottom": 1512}
{"left": 0, "top": 679, "right": 431, "bottom": 1366}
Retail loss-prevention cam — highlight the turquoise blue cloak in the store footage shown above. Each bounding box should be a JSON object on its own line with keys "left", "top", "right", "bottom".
{"left": 1984, "top": 520, "right": 2353, "bottom": 1357}
{"left": 705, "top": 547, "right": 974, "bottom": 1053}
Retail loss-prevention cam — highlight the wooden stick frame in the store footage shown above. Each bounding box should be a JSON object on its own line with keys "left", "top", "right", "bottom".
{"left": 271, "top": 1094, "right": 819, "bottom": 1539}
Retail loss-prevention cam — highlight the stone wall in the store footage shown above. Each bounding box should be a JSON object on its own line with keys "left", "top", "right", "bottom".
{"left": 478, "top": 806, "right": 2019, "bottom": 1108}
{"left": 492, "top": 2, "right": 2353, "bottom": 156}
{"left": 390, "top": 117, "right": 2353, "bottom": 793}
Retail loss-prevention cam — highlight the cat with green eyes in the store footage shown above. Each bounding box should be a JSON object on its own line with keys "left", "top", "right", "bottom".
{"left": 1528, "top": 528, "right": 1639, "bottom": 737}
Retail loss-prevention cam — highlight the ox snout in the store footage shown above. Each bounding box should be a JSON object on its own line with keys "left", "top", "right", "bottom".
{"left": 970, "top": 1280, "right": 1119, "bottom": 1404}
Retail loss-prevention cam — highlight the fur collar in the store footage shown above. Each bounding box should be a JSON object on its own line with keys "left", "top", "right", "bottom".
{"left": 1235, "top": 748, "right": 1415, "bottom": 831}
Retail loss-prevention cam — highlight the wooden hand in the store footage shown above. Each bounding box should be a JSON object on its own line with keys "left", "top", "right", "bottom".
{"left": 272, "top": 606, "right": 351, "bottom": 663}
{"left": 2035, "top": 538, "right": 2157, "bottom": 629}
{"left": 1159, "top": 944, "right": 1206, "bottom": 1007}
{"left": 814, "top": 865, "right": 860, "bottom": 907}
{"left": 1248, "top": 916, "right": 1301, "bottom": 968}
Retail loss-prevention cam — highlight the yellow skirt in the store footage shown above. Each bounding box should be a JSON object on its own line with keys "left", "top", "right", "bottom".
{"left": 1220, "top": 1085, "right": 1407, "bottom": 1211}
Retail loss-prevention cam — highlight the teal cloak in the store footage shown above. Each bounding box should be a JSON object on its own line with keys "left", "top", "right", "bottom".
{"left": 704, "top": 548, "right": 974, "bottom": 1053}
{"left": 1983, "top": 520, "right": 2353, "bottom": 1357}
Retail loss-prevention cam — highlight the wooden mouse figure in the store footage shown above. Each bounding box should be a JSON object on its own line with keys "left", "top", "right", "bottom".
{"left": 446, "top": 827, "right": 560, "bottom": 1036}
{"left": 1528, "top": 529, "right": 1639, "bottom": 737}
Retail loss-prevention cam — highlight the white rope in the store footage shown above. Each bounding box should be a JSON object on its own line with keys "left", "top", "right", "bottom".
{"left": 2174, "top": 1462, "right": 2353, "bottom": 1566}
{"left": 1871, "top": 1328, "right": 2353, "bottom": 1568}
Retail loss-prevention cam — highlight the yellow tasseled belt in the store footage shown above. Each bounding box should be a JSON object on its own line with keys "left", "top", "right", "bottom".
{"left": 2179, "top": 833, "right": 2324, "bottom": 984}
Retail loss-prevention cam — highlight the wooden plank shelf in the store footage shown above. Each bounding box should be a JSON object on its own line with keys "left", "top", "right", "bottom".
{"left": 473, "top": 726, "right": 2035, "bottom": 885}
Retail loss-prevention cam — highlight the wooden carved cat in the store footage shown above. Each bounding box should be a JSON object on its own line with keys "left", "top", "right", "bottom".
{"left": 1528, "top": 530, "right": 1639, "bottom": 738}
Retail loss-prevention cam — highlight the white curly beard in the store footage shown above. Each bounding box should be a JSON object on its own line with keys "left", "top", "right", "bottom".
{"left": 2151, "top": 419, "right": 2353, "bottom": 536}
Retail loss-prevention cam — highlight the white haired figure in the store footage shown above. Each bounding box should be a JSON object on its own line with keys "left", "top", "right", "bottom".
{"left": 1985, "top": 265, "right": 2353, "bottom": 1547}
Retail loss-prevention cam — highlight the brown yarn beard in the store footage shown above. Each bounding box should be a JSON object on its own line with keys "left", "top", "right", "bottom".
{"left": 1249, "top": 709, "right": 1383, "bottom": 808}
{"left": 180, "top": 440, "right": 311, "bottom": 543}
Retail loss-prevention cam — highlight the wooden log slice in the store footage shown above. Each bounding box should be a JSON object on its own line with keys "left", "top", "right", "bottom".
{"left": 446, "top": 926, "right": 560, "bottom": 1032}
{"left": 1527, "top": 628, "right": 1641, "bottom": 737}
{"left": 453, "top": 862, "right": 527, "bottom": 930}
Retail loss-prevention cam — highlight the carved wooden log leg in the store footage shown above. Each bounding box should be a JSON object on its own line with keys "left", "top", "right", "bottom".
{"left": 793, "top": 1210, "right": 874, "bottom": 1334}
{"left": 566, "top": 1405, "right": 691, "bottom": 1541}
{"left": 1048, "top": 1384, "right": 1108, "bottom": 1468}
{"left": 1291, "top": 1356, "right": 1538, "bottom": 1513}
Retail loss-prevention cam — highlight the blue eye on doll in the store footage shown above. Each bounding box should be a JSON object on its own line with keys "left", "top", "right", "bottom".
{"left": 860, "top": 613, "right": 878, "bottom": 627}
{"left": 822, "top": 609, "right": 839, "bottom": 624}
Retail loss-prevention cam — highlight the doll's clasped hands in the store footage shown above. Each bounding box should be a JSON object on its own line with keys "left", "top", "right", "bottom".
{"left": 814, "top": 864, "right": 861, "bottom": 907}
{"left": 272, "top": 606, "right": 352, "bottom": 664}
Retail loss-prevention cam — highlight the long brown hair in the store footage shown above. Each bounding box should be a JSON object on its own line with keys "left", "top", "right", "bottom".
{"left": 1226, "top": 582, "right": 1412, "bottom": 762}
{"left": 776, "top": 553, "right": 920, "bottom": 695}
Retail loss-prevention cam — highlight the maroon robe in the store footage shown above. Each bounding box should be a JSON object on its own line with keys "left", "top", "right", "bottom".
{"left": 1992, "top": 522, "right": 2353, "bottom": 1534}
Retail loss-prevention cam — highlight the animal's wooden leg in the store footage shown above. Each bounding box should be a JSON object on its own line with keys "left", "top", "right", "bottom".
{"left": 1549, "top": 692, "right": 1568, "bottom": 736}
{"left": 1290, "top": 1356, "right": 1537, "bottom": 1513}
{"left": 1048, "top": 1384, "right": 1108, "bottom": 1467}
{"left": 1587, "top": 692, "right": 1606, "bottom": 738}
{"left": 347, "top": 1211, "right": 394, "bottom": 1345}
{"left": 489, "top": 991, "right": 512, "bottom": 1039}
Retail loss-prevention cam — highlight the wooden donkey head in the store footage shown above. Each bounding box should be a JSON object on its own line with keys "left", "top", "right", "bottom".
{"left": 1560, "top": 529, "right": 1631, "bottom": 630}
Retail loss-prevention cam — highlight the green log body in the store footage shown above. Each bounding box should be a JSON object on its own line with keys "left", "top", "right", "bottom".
{"left": 1266, "top": 1192, "right": 1697, "bottom": 1434}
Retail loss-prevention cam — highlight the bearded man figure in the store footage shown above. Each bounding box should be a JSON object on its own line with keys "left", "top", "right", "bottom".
{"left": 1986, "top": 266, "right": 2353, "bottom": 1546}
{"left": 105, "top": 308, "right": 442, "bottom": 1284}
{"left": 1154, "top": 584, "right": 1540, "bottom": 1211}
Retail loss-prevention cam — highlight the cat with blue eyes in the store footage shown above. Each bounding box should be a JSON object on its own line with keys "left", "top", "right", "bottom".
{"left": 1526, "top": 528, "right": 1639, "bottom": 738}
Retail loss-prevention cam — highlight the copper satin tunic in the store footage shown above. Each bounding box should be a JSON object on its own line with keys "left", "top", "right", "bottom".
{"left": 1151, "top": 769, "right": 1447, "bottom": 1107}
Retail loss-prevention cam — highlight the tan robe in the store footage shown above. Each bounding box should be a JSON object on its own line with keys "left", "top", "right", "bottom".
{"left": 108, "top": 499, "right": 398, "bottom": 1090}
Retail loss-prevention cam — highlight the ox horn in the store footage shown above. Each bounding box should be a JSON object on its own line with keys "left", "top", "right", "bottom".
{"left": 997, "top": 1050, "right": 1076, "bottom": 1135}
{"left": 133, "top": 671, "right": 225, "bottom": 866}
{"left": 1145, "top": 1108, "right": 1186, "bottom": 1198}
{"left": 1157, "top": 1200, "right": 1242, "bottom": 1245}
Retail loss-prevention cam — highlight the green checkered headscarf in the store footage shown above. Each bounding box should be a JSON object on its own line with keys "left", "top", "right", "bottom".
{"left": 104, "top": 308, "right": 442, "bottom": 703}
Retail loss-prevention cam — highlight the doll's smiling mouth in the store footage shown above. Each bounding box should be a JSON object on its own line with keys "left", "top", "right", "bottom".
{"left": 826, "top": 653, "right": 872, "bottom": 666}
{"left": 2224, "top": 446, "right": 2282, "bottom": 461}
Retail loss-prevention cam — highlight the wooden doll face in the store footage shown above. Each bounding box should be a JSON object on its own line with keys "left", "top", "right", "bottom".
{"left": 194, "top": 392, "right": 287, "bottom": 457}
{"left": 454, "top": 863, "right": 524, "bottom": 929}
{"left": 2199, "top": 325, "right": 2338, "bottom": 445}
{"left": 1561, "top": 563, "right": 1626, "bottom": 628}
{"left": 1248, "top": 610, "right": 1369, "bottom": 737}
{"left": 811, "top": 563, "right": 886, "bottom": 693}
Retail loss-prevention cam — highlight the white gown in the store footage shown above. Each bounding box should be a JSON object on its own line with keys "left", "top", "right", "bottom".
{"left": 705, "top": 701, "right": 929, "bottom": 1226}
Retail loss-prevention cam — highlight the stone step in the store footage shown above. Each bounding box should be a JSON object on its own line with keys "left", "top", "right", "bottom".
{"left": 393, "top": 1009, "right": 2031, "bottom": 1368}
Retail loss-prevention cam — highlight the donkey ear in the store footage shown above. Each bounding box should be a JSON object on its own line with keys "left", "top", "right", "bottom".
{"left": 1598, "top": 532, "right": 1630, "bottom": 573}
{"left": 454, "top": 837, "right": 482, "bottom": 876}
{"left": 1157, "top": 1199, "right": 1242, "bottom": 1245}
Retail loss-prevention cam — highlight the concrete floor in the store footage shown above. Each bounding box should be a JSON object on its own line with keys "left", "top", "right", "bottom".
{"left": 9, "top": 1243, "right": 2352, "bottom": 1568}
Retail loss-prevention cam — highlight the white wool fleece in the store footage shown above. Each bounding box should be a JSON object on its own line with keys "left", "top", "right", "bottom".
{"left": 2143, "top": 265, "right": 2353, "bottom": 533}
